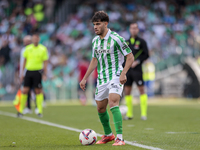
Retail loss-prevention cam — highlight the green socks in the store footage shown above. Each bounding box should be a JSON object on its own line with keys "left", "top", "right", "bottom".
{"left": 110, "top": 106, "right": 122, "bottom": 134}
{"left": 20, "top": 94, "right": 28, "bottom": 113}
{"left": 125, "top": 95, "right": 133, "bottom": 118}
{"left": 140, "top": 94, "right": 148, "bottom": 117}
{"left": 36, "top": 93, "right": 44, "bottom": 114}
{"left": 98, "top": 110, "right": 112, "bottom": 135}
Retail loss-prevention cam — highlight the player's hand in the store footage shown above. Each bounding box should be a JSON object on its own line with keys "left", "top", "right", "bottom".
{"left": 131, "top": 61, "right": 139, "bottom": 68}
{"left": 20, "top": 76, "right": 24, "bottom": 83}
{"left": 42, "top": 75, "right": 47, "bottom": 81}
{"left": 119, "top": 72, "right": 127, "bottom": 84}
{"left": 80, "top": 79, "right": 87, "bottom": 91}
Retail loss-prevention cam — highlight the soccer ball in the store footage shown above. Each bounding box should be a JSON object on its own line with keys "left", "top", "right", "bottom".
{"left": 119, "top": 105, "right": 128, "bottom": 117}
{"left": 79, "top": 129, "right": 97, "bottom": 145}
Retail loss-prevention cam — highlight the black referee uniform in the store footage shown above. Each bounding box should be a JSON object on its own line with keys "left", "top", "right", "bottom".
{"left": 124, "top": 36, "right": 149, "bottom": 86}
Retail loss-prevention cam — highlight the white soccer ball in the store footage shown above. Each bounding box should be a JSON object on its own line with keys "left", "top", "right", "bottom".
{"left": 119, "top": 105, "right": 128, "bottom": 117}
{"left": 79, "top": 129, "right": 97, "bottom": 145}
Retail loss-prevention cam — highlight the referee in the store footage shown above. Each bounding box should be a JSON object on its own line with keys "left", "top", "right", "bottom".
{"left": 19, "top": 34, "right": 48, "bottom": 117}
{"left": 19, "top": 35, "right": 32, "bottom": 114}
{"left": 124, "top": 22, "right": 149, "bottom": 120}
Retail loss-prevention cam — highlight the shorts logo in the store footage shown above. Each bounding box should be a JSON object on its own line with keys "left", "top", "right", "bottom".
{"left": 110, "top": 83, "right": 119, "bottom": 89}
{"left": 138, "top": 80, "right": 142, "bottom": 85}
{"left": 95, "top": 88, "right": 98, "bottom": 95}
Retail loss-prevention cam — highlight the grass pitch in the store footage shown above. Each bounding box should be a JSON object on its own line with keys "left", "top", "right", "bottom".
{"left": 0, "top": 99, "right": 200, "bottom": 150}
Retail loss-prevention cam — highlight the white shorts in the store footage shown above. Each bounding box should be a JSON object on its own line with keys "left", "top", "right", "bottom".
{"left": 95, "top": 76, "right": 124, "bottom": 101}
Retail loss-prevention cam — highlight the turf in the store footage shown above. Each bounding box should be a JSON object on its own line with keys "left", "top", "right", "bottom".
{"left": 0, "top": 100, "right": 200, "bottom": 150}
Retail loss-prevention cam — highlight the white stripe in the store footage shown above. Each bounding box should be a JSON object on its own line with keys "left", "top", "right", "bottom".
{"left": 110, "top": 39, "right": 116, "bottom": 75}
{"left": 97, "top": 39, "right": 104, "bottom": 84}
{"left": 103, "top": 39, "right": 109, "bottom": 81}
{"left": 0, "top": 111, "right": 163, "bottom": 150}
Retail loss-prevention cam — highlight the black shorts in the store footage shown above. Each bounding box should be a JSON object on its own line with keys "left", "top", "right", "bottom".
{"left": 24, "top": 70, "right": 42, "bottom": 88}
{"left": 125, "top": 69, "right": 144, "bottom": 86}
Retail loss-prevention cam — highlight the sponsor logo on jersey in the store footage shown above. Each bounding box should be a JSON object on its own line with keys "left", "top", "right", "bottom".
{"left": 95, "top": 49, "right": 111, "bottom": 54}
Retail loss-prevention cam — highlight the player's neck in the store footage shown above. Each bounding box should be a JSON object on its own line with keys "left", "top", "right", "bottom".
{"left": 99, "top": 28, "right": 108, "bottom": 40}
{"left": 131, "top": 35, "right": 137, "bottom": 39}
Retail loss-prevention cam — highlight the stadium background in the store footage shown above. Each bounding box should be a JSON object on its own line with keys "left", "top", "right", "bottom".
{"left": 0, "top": 0, "right": 200, "bottom": 101}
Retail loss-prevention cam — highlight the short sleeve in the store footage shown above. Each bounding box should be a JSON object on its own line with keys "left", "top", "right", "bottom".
{"left": 43, "top": 47, "right": 49, "bottom": 61}
{"left": 92, "top": 40, "right": 97, "bottom": 58}
{"left": 116, "top": 37, "right": 132, "bottom": 56}
{"left": 23, "top": 47, "right": 28, "bottom": 58}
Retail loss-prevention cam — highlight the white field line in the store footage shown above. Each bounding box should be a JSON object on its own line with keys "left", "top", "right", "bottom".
{"left": 0, "top": 111, "right": 163, "bottom": 150}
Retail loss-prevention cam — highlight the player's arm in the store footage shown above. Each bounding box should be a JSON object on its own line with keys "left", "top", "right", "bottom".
{"left": 120, "top": 53, "right": 134, "bottom": 84}
{"left": 43, "top": 60, "right": 48, "bottom": 80}
{"left": 43, "top": 47, "right": 49, "bottom": 81}
{"left": 137, "top": 39, "right": 149, "bottom": 64}
{"left": 80, "top": 57, "right": 98, "bottom": 91}
{"left": 20, "top": 58, "right": 26, "bottom": 83}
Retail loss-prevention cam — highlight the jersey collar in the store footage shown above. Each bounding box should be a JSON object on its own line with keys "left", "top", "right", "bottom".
{"left": 99, "top": 29, "right": 111, "bottom": 40}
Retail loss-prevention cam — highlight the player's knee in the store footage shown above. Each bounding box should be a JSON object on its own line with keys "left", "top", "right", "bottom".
{"left": 97, "top": 106, "right": 106, "bottom": 113}
{"left": 35, "top": 89, "right": 42, "bottom": 94}
{"left": 22, "top": 87, "right": 29, "bottom": 94}
{"left": 139, "top": 87, "right": 145, "bottom": 95}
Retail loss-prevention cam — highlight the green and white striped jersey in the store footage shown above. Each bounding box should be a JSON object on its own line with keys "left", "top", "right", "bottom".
{"left": 92, "top": 29, "right": 132, "bottom": 85}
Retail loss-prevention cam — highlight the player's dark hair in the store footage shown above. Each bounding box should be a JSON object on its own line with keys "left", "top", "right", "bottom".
{"left": 32, "top": 33, "right": 40, "bottom": 37}
{"left": 130, "top": 21, "right": 138, "bottom": 26}
{"left": 91, "top": 11, "right": 109, "bottom": 23}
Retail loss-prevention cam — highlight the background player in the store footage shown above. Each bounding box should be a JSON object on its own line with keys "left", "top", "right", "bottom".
{"left": 80, "top": 11, "right": 134, "bottom": 146}
{"left": 124, "top": 22, "right": 149, "bottom": 120}
{"left": 19, "top": 34, "right": 48, "bottom": 117}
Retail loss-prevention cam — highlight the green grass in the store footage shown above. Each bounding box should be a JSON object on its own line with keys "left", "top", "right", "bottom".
{"left": 0, "top": 100, "right": 200, "bottom": 150}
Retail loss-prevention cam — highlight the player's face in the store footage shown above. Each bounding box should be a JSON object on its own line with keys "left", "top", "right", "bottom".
{"left": 32, "top": 35, "right": 40, "bottom": 45}
{"left": 129, "top": 23, "right": 139, "bottom": 37}
{"left": 93, "top": 22, "right": 106, "bottom": 35}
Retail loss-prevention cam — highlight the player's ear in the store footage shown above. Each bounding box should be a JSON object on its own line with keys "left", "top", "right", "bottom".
{"left": 104, "top": 22, "right": 108, "bottom": 27}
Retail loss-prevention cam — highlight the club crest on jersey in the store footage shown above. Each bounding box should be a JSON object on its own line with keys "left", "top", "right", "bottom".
{"left": 95, "top": 49, "right": 111, "bottom": 54}
{"left": 134, "top": 41, "right": 140, "bottom": 49}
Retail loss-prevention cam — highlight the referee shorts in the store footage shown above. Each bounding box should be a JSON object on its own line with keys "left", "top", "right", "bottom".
{"left": 24, "top": 70, "right": 42, "bottom": 89}
{"left": 125, "top": 69, "right": 144, "bottom": 86}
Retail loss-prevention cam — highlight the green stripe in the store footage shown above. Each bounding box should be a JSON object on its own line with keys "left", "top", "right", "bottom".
{"left": 106, "top": 37, "right": 112, "bottom": 81}
{"left": 113, "top": 40, "right": 119, "bottom": 75}
{"left": 101, "top": 39, "right": 107, "bottom": 83}
{"left": 111, "top": 32, "right": 124, "bottom": 42}
{"left": 95, "top": 39, "right": 102, "bottom": 85}
{"left": 111, "top": 32, "right": 131, "bottom": 55}
{"left": 134, "top": 49, "right": 143, "bottom": 59}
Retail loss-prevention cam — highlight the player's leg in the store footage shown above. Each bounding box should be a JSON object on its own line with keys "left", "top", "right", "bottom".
{"left": 33, "top": 70, "right": 44, "bottom": 117}
{"left": 19, "top": 71, "right": 31, "bottom": 116}
{"left": 124, "top": 70, "right": 134, "bottom": 119}
{"left": 108, "top": 78, "right": 125, "bottom": 145}
{"left": 96, "top": 98, "right": 115, "bottom": 144}
{"left": 136, "top": 72, "right": 148, "bottom": 120}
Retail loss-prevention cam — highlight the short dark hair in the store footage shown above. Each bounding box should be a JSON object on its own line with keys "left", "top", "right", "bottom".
{"left": 130, "top": 21, "right": 138, "bottom": 26}
{"left": 91, "top": 11, "right": 109, "bottom": 23}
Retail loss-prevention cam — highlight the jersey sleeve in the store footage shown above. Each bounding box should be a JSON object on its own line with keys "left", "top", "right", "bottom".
{"left": 43, "top": 47, "right": 49, "bottom": 61}
{"left": 116, "top": 37, "right": 132, "bottom": 56}
{"left": 92, "top": 40, "right": 97, "bottom": 58}
{"left": 23, "top": 47, "right": 28, "bottom": 58}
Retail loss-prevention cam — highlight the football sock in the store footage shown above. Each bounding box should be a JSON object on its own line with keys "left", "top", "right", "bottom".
{"left": 117, "top": 134, "right": 122, "bottom": 140}
{"left": 20, "top": 94, "right": 28, "bottom": 113}
{"left": 140, "top": 94, "right": 148, "bottom": 117}
{"left": 110, "top": 106, "right": 122, "bottom": 134}
{"left": 125, "top": 95, "right": 133, "bottom": 118}
{"left": 36, "top": 93, "right": 44, "bottom": 114}
{"left": 98, "top": 110, "right": 112, "bottom": 135}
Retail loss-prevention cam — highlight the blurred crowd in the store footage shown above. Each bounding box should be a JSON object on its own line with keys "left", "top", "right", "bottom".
{"left": 0, "top": 0, "right": 200, "bottom": 98}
